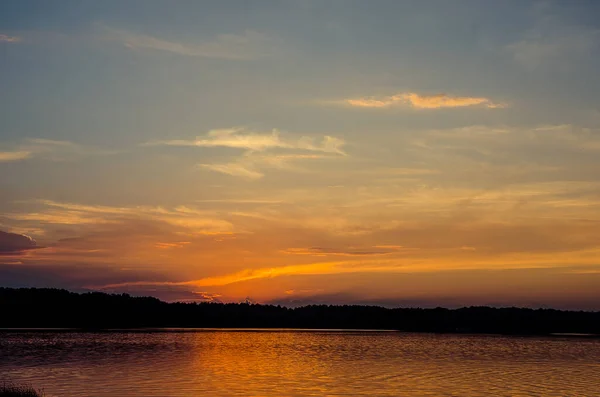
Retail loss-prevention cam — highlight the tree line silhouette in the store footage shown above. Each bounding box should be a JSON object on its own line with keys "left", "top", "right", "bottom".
{"left": 0, "top": 381, "right": 44, "bottom": 397}
{"left": 1, "top": 288, "right": 599, "bottom": 335}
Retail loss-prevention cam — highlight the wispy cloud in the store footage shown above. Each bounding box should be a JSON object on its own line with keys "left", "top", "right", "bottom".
{"left": 415, "top": 124, "right": 600, "bottom": 160}
{"left": 92, "top": 243, "right": 600, "bottom": 291}
{"left": 149, "top": 128, "right": 346, "bottom": 179}
{"left": 101, "top": 24, "right": 275, "bottom": 60}
{"left": 155, "top": 241, "right": 191, "bottom": 250}
{"left": 339, "top": 92, "right": 507, "bottom": 109}
{"left": 91, "top": 260, "right": 364, "bottom": 289}
{"left": 0, "top": 138, "right": 118, "bottom": 163}
{"left": 6, "top": 200, "right": 234, "bottom": 235}
{"left": 199, "top": 162, "right": 265, "bottom": 180}
{"left": 147, "top": 128, "right": 346, "bottom": 154}
{"left": 0, "top": 34, "right": 21, "bottom": 43}
{"left": 183, "top": 261, "right": 406, "bottom": 287}
{"left": 364, "top": 167, "right": 440, "bottom": 176}
{"left": 199, "top": 153, "right": 332, "bottom": 180}
{"left": 0, "top": 151, "right": 32, "bottom": 162}
{"left": 195, "top": 199, "right": 283, "bottom": 205}
{"left": 281, "top": 245, "right": 408, "bottom": 257}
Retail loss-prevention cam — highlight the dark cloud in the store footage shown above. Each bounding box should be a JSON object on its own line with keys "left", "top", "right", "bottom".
{"left": 0, "top": 230, "right": 38, "bottom": 255}
{"left": 0, "top": 262, "right": 169, "bottom": 291}
{"left": 0, "top": 261, "right": 222, "bottom": 303}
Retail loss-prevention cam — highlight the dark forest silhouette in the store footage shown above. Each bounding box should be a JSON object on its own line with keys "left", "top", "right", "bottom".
{"left": 1, "top": 288, "right": 599, "bottom": 335}
{"left": 0, "top": 381, "right": 44, "bottom": 397}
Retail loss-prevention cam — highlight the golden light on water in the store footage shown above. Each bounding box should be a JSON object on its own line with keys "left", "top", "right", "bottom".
{"left": 1, "top": 1, "right": 600, "bottom": 309}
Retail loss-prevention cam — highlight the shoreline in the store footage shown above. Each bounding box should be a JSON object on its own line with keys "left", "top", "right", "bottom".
{"left": 1, "top": 327, "right": 599, "bottom": 339}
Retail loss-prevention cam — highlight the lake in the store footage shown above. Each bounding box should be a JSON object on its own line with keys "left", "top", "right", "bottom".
{"left": 1, "top": 330, "right": 599, "bottom": 396}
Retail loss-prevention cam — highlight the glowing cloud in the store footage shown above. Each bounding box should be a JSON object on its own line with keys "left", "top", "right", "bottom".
{"left": 155, "top": 242, "right": 191, "bottom": 249}
{"left": 147, "top": 128, "right": 346, "bottom": 155}
{"left": 148, "top": 128, "right": 346, "bottom": 179}
{"left": 0, "top": 151, "right": 32, "bottom": 162}
{"left": 342, "top": 92, "right": 506, "bottom": 109}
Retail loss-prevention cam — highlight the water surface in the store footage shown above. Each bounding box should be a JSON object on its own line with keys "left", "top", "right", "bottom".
{"left": 1, "top": 331, "right": 599, "bottom": 396}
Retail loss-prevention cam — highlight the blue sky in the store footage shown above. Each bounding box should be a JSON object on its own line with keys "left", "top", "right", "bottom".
{"left": 2, "top": 1, "right": 600, "bottom": 308}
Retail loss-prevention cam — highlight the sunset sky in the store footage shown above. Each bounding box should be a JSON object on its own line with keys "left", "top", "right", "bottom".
{"left": 2, "top": 1, "right": 600, "bottom": 309}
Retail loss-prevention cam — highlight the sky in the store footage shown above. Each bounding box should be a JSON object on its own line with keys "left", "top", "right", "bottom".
{"left": 2, "top": 1, "right": 600, "bottom": 309}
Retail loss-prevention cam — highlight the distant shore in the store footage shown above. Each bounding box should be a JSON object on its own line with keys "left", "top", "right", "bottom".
{"left": 0, "top": 382, "right": 45, "bottom": 397}
{"left": 1, "top": 328, "right": 599, "bottom": 341}
{"left": 2, "top": 287, "right": 600, "bottom": 336}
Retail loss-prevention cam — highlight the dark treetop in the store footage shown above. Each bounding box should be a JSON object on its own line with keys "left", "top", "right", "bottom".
{"left": 1, "top": 288, "right": 599, "bottom": 335}
{"left": 0, "top": 382, "right": 44, "bottom": 397}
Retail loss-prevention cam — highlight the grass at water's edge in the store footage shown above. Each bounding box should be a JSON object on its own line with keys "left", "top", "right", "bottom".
{"left": 0, "top": 382, "right": 45, "bottom": 397}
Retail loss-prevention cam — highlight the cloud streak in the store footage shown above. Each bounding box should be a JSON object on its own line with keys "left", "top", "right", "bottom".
{"left": 199, "top": 153, "right": 332, "bottom": 180}
{"left": 0, "top": 34, "right": 21, "bottom": 43}
{"left": 199, "top": 162, "right": 265, "bottom": 180}
{"left": 91, "top": 260, "right": 364, "bottom": 290}
{"left": 0, "top": 138, "right": 118, "bottom": 163}
{"left": 0, "top": 151, "right": 32, "bottom": 162}
{"left": 92, "top": 243, "right": 600, "bottom": 291}
{"left": 149, "top": 128, "right": 346, "bottom": 179}
{"left": 102, "top": 25, "right": 275, "bottom": 60}
{"left": 147, "top": 128, "right": 346, "bottom": 155}
{"left": 6, "top": 200, "right": 234, "bottom": 235}
{"left": 341, "top": 92, "right": 506, "bottom": 109}
{"left": 281, "top": 246, "right": 407, "bottom": 257}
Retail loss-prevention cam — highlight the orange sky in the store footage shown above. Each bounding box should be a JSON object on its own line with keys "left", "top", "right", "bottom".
{"left": 2, "top": 1, "right": 600, "bottom": 309}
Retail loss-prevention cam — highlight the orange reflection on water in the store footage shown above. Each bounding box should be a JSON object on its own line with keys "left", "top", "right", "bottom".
{"left": 2, "top": 331, "right": 600, "bottom": 397}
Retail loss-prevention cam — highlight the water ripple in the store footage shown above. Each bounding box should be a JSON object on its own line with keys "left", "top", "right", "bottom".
{"left": 1, "top": 332, "right": 599, "bottom": 397}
